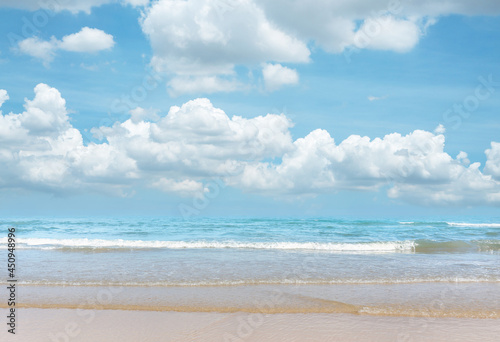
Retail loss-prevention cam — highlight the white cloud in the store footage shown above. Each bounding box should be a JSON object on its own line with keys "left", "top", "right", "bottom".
{"left": 17, "top": 37, "right": 57, "bottom": 66}
{"left": 129, "top": 107, "right": 160, "bottom": 123}
{"left": 485, "top": 142, "right": 500, "bottom": 181}
{"left": 4, "top": 0, "right": 500, "bottom": 83}
{"left": 153, "top": 178, "right": 207, "bottom": 197}
{"left": 262, "top": 63, "right": 299, "bottom": 92}
{"left": 20, "top": 83, "right": 71, "bottom": 133}
{"left": 0, "top": 0, "right": 148, "bottom": 13}
{"left": 353, "top": 16, "right": 422, "bottom": 52}
{"left": 59, "top": 27, "right": 115, "bottom": 53}
{"left": 232, "top": 129, "right": 500, "bottom": 206}
{"left": 387, "top": 161, "right": 499, "bottom": 206}
{"left": 456, "top": 151, "right": 470, "bottom": 166}
{"left": 434, "top": 124, "right": 446, "bottom": 134}
{"left": 5, "top": 0, "right": 498, "bottom": 17}
{"left": 16, "top": 27, "right": 115, "bottom": 65}
{"left": 140, "top": 0, "right": 310, "bottom": 95}
{"left": 93, "top": 97, "right": 294, "bottom": 172}
{"left": 368, "top": 95, "right": 387, "bottom": 102}
{"left": 123, "top": 0, "right": 149, "bottom": 6}
{"left": 0, "top": 84, "right": 293, "bottom": 197}
{"left": 136, "top": 0, "right": 500, "bottom": 95}
{"left": 140, "top": 0, "right": 310, "bottom": 75}
{"left": 256, "top": 0, "right": 500, "bottom": 52}
{"left": 7, "top": 0, "right": 498, "bottom": 16}
{"left": 2, "top": 84, "right": 500, "bottom": 206}
{"left": 0, "top": 89, "right": 9, "bottom": 108}
{"left": 0, "top": 84, "right": 137, "bottom": 194}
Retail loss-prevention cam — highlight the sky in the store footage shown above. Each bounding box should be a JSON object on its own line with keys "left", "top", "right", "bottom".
{"left": 0, "top": 0, "right": 500, "bottom": 218}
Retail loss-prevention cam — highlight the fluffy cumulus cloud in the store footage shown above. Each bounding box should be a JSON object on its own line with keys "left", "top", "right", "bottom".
{"left": 5, "top": 0, "right": 500, "bottom": 95}
{"left": 17, "top": 27, "right": 114, "bottom": 65}
{"left": 0, "top": 89, "right": 9, "bottom": 107}
{"left": 140, "top": 0, "right": 310, "bottom": 74}
{"left": 58, "top": 27, "right": 115, "bottom": 53}
{"left": 0, "top": 84, "right": 137, "bottom": 194}
{"left": 485, "top": 142, "right": 500, "bottom": 181}
{"left": 262, "top": 63, "right": 299, "bottom": 92}
{"left": 17, "top": 38, "right": 57, "bottom": 65}
{"left": 232, "top": 129, "right": 500, "bottom": 206}
{"left": 255, "top": 0, "right": 500, "bottom": 51}
{"left": 137, "top": 0, "right": 500, "bottom": 95}
{"left": 352, "top": 16, "right": 422, "bottom": 52}
{"left": 0, "top": 84, "right": 293, "bottom": 197}
{"left": 92, "top": 97, "right": 294, "bottom": 181}
{"left": 1, "top": 84, "right": 500, "bottom": 206}
{"left": 140, "top": 0, "right": 309, "bottom": 95}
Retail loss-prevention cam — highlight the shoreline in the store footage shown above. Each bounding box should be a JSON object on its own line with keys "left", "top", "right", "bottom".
{"left": 0, "top": 303, "right": 498, "bottom": 319}
{"left": 5, "top": 282, "right": 499, "bottom": 319}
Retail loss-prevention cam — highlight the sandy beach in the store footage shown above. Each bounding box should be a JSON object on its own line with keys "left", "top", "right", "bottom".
{"left": 7, "top": 282, "right": 500, "bottom": 317}
{"left": 1, "top": 218, "right": 499, "bottom": 340}
{"left": 2, "top": 281, "right": 500, "bottom": 341}
{"left": 2, "top": 308, "right": 500, "bottom": 342}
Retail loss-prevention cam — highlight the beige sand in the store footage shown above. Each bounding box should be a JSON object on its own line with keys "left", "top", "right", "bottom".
{"left": 1, "top": 308, "right": 500, "bottom": 342}
{"left": 8, "top": 282, "right": 500, "bottom": 318}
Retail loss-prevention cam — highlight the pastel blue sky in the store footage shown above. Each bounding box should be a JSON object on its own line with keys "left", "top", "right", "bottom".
{"left": 0, "top": 0, "right": 500, "bottom": 217}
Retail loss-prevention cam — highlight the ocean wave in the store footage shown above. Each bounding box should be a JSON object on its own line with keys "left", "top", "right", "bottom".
{"left": 396, "top": 221, "right": 500, "bottom": 228}
{"left": 396, "top": 221, "right": 451, "bottom": 227}
{"left": 0, "top": 237, "right": 415, "bottom": 253}
{"left": 2, "top": 237, "right": 499, "bottom": 253}
{"left": 446, "top": 222, "right": 500, "bottom": 228}
{"left": 3, "top": 276, "right": 499, "bottom": 287}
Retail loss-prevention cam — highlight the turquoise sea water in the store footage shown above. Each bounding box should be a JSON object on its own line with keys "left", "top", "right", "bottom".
{"left": 1, "top": 217, "right": 499, "bottom": 286}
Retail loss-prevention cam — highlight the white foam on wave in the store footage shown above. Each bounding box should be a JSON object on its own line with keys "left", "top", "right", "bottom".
{"left": 0, "top": 237, "right": 416, "bottom": 252}
{"left": 447, "top": 222, "right": 500, "bottom": 228}
{"left": 3, "top": 276, "right": 499, "bottom": 287}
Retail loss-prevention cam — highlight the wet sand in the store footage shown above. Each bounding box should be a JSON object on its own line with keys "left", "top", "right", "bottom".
{"left": 6, "top": 282, "right": 500, "bottom": 318}
{"left": 1, "top": 283, "right": 498, "bottom": 341}
{"left": 1, "top": 308, "right": 500, "bottom": 342}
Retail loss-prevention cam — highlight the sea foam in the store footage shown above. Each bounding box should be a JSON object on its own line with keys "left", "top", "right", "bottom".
{"left": 0, "top": 237, "right": 416, "bottom": 252}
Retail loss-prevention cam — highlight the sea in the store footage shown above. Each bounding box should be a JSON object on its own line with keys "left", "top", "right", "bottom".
{"left": 1, "top": 217, "right": 499, "bottom": 318}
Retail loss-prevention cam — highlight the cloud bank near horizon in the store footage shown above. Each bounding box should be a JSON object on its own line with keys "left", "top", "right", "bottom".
{"left": 1, "top": 84, "right": 500, "bottom": 206}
